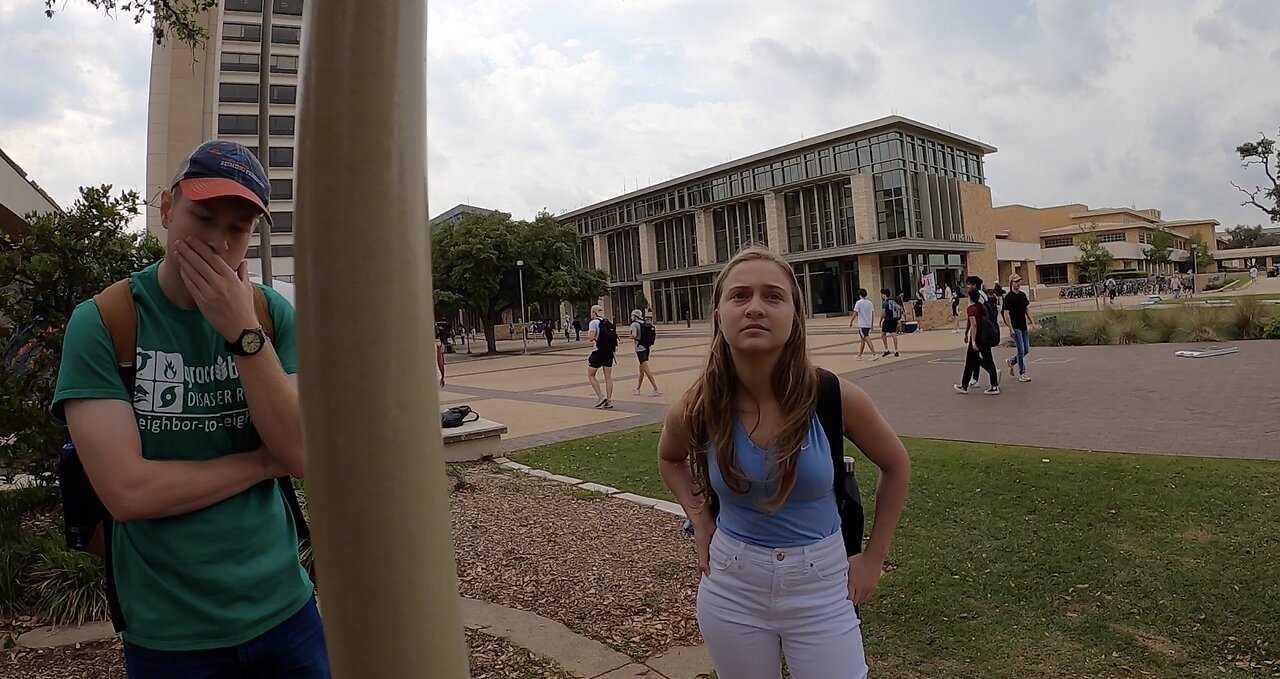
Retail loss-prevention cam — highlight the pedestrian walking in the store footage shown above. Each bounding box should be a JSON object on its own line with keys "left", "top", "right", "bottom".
{"left": 1002, "top": 275, "right": 1035, "bottom": 383}
{"left": 955, "top": 276, "right": 1000, "bottom": 395}
{"left": 849, "top": 288, "right": 876, "bottom": 360}
{"left": 586, "top": 305, "right": 617, "bottom": 409}
{"left": 879, "top": 289, "right": 901, "bottom": 358}
{"left": 629, "top": 309, "right": 662, "bottom": 397}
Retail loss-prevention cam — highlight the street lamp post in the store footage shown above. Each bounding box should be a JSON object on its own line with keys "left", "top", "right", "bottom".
{"left": 517, "top": 260, "right": 527, "bottom": 355}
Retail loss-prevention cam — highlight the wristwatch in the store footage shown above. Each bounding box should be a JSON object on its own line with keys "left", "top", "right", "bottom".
{"left": 227, "top": 326, "right": 268, "bottom": 357}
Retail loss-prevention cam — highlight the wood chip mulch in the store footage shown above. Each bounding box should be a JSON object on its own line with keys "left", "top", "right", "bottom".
{"left": 452, "top": 465, "right": 703, "bottom": 661}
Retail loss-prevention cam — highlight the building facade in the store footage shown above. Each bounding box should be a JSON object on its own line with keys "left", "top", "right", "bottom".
{"left": 558, "top": 116, "right": 999, "bottom": 322}
{"left": 987, "top": 205, "right": 1223, "bottom": 285}
{"left": 145, "top": 0, "right": 305, "bottom": 282}
{"left": 0, "top": 148, "right": 60, "bottom": 238}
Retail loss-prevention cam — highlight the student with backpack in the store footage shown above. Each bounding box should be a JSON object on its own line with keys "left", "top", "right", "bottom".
{"left": 586, "top": 304, "right": 617, "bottom": 409}
{"left": 879, "top": 288, "right": 902, "bottom": 358}
{"left": 630, "top": 309, "right": 662, "bottom": 397}
{"left": 51, "top": 140, "right": 328, "bottom": 677}
{"left": 955, "top": 276, "right": 1001, "bottom": 395}
{"left": 657, "top": 247, "right": 910, "bottom": 679}
{"left": 848, "top": 288, "right": 876, "bottom": 360}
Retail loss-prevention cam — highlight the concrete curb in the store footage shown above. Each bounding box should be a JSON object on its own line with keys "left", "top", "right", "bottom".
{"left": 495, "top": 458, "right": 685, "bottom": 519}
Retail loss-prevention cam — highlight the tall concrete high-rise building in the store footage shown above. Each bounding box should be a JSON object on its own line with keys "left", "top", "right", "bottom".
{"left": 145, "top": 0, "right": 305, "bottom": 282}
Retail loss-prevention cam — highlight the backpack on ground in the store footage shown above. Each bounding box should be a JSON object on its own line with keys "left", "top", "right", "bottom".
{"left": 706, "top": 368, "right": 864, "bottom": 556}
{"left": 56, "top": 279, "right": 311, "bottom": 632}
{"left": 596, "top": 318, "right": 619, "bottom": 352}
{"left": 977, "top": 295, "right": 1001, "bottom": 348}
{"left": 638, "top": 320, "right": 656, "bottom": 348}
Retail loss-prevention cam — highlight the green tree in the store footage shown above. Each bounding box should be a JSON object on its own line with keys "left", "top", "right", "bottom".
{"left": 1143, "top": 228, "right": 1175, "bottom": 270}
{"left": 1223, "top": 224, "right": 1280, "bottom": 249}
{"left": 0, "top": 186, "right": 165, "bottom": 482}
{"left": 44, "top": 0, "right": 219, "bottom": 48}
{"left": 1076, "top": 229, "right": 1114, "bottom": 310}
{"left": 432, "top": 212, "right": 607, "bottom": 354}
{"left": 633, "top": 290, "right": 650, "bottom": 314}
{"left": 1188, "top": 232, "right": 1215, "bottom": 271}
{"left": 1232, "top": 130, "right": 1280, "bottom": 224}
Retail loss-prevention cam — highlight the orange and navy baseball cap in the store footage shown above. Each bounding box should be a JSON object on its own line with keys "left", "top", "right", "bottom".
{"left": 170, "top": 140, "right": 272, "bottom": 225}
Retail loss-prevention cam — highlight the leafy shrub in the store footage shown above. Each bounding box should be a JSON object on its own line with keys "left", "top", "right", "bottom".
{"left": 0, "top": 535, "right": 41, "bottom": 616}
{"left": 1263, "top": 313, "right": 1280, "bottom": 340}
{"left": 1032, "top": 321, "right": 1086, "bottom": 347}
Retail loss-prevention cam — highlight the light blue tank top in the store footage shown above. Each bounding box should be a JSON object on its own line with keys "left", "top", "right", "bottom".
{"left": 708, "top": 413, "right": 840, "bottom": 548}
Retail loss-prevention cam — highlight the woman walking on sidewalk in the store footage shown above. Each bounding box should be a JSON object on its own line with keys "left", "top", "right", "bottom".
{"left": 658, "top": 247, "right": 911, "bottom": 679}
{"left": 955, "top": 283, "right": 1000, "bottom": 395}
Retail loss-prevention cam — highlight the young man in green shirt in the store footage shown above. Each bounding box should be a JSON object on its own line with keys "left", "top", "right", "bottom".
{"left": 53, "top": 140, "right": 328, "bottom": 677}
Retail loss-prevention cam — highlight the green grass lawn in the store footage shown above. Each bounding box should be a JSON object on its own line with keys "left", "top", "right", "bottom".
{"left": 513, "top": 428, "right": 1280, "bottom": 677}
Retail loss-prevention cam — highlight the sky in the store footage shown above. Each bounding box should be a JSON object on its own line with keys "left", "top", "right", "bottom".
{"left": 2, "top": 0, "right": 1278, "bottom": 231}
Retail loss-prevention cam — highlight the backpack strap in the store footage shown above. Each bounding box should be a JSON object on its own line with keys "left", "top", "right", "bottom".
{"left": 251, "top": 285, "right": 275, "bottom": 338}
{"left": 816, "top": 368, "right": 864, "bottom": 557}
{"left": 93, "top": 279, "right": 137, "bottom": 369}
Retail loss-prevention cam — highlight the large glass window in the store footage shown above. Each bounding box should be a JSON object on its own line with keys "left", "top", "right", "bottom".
{"left": 220, "top": 52, "right": 259, "bottom": 72}
{"left": 875, "top": 170, "right": 909, "bottom": 240}
{"left": 606, "top": 227, "right": 641, "bottom": 283}
{"left": 880, "top": 252, "right": 965, "bottom": 299}
{"left": 711, "top": 198, "right": 766, "bottom": 262}
{"left": 807, "top": 260, "right": 844, "bottom": 315}
{"left": 269, "top": 211, "right": 293, "bottom": 233}
{"left": 217, "top": 114, "right": 257, "bottom": 135}
{"left": 269, "top": 147, "right": 293, "bottom": 168}
{"left": 226, "top": 0, "right": 263, "bottom": 12}
{"left": 270, "top": 55, "right": 299, "bottom": 74}
{"left": 1043, "top": 236, "right": 1074, "bottom": 248}
{"left": 785, "top": 191, "right": 804, "bottom": 252}
{"left": 1039, "top": 264, "right": 1069, "bottom": 285}
{"left": 274, "top": 0, "right": 304, "bottom": 15}
{"left": 270, "top": 179, "right": 292, "bottom": 200}
{"left": 652, "top": 275, "right": 714, "bottom": 322}
{"left": 269, "top": 115, "right": 295, "bottom": 135}
{"left": 653, "top": 215, "right": 698, "bottom": 272}
{"left": 219, "top": 82, "right": 258, "bottom": 103}
{"left": 272, "top": 25, "right": 301, "bottom": 44}
{"left": 223, "top": 22, "right": 262, "bottom": 41}
{"left": 270, "top": 84, "right": 297, "bottom": 104}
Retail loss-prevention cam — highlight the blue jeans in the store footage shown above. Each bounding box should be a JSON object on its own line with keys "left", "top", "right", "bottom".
{"left": 1009, "top": 329, "right": 1030, "bottom": 374}
{"left": 124, "top": 598, "right": 330, "bottom": 679}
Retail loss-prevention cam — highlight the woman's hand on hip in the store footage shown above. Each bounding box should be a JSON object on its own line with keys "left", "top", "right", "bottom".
{"left": 847, "top": 553, "right": 883, "bottom": 604}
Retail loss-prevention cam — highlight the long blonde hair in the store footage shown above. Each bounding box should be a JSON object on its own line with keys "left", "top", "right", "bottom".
{"left": 685, "top": 247, "right": 818, "bottom": 513}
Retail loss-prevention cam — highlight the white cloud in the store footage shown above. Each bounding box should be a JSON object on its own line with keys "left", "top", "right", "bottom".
{"left": 0, "top": 0, "right": 151, "bottom": 226}
{"left": 2, "top": 1, "right": 1276, "bottom": 234}
{"left": 425, "top": 0, "right": 1280, "bottom": 228}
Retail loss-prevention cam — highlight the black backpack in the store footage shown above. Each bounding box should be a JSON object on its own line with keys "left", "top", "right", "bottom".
{"left": 596, "top": 318, "right": 619, "bottom": 352}
{"left": 977, "top": 295, "right": 1001, "bottom": 348}
{"left": 706, "top": 368, "right": 864, "bottom": 556}
{"left": 638, "top": 320, "right": 656, "bottom": 348}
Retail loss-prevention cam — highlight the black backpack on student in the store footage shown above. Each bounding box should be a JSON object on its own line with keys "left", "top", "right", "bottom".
{"left": 596, "top": 318, "right": 619, "bottom": 352}
{"left": 977, "top": 295, "right": 1001, "bottom": 348}
{"left": 706, "top": 368, "right": 864, "bottom": 556}
{"left": 638, "top": 320, "right": 657, "bottom": 348}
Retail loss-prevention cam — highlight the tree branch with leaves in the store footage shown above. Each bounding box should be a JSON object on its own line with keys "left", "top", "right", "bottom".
{"left": 1231, "top": 131, "right": 1280, "bottom": 224}
{"left": 44, "top": 0, "right": 220, "bottom": 48}
{"left": 1076, "top": 228, "right": 1114, "bottom": 310}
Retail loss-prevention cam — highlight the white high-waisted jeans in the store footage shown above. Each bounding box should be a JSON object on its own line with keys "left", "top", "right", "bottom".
{"left": 696, "top": 530, "right": 868, "bottom": 679}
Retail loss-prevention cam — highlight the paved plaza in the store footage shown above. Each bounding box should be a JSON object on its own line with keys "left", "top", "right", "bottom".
{"left": 441, "top": 316, "right": 1280, "bottom": 461}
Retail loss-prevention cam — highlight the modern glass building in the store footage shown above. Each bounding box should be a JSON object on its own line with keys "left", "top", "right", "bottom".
{"left": 557, "top": 116, "right": 1000, "bottom": 322}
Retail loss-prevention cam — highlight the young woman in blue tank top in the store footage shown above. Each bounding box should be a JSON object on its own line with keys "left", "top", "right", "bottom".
{"left": 659, "top": 247, "right": 911, "bottom": 679}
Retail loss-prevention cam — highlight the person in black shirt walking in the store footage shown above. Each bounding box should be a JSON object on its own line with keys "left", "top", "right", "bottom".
{"left": 1002, "top": 275, "right": 1035, "bottom": 382}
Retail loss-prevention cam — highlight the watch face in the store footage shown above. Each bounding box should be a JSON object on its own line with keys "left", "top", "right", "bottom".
{"left": 241, "top": 331, "right": 264, "bottom": 355}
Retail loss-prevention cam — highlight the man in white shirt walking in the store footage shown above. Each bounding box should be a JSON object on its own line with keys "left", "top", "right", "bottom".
{"left": 849, "top": 288, "right": 877, "bottom": 360}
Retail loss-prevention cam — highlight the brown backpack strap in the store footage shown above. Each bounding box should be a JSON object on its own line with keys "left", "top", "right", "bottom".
{"left": 93, "top": 280, "right": 136, "bottom": 368}
{"left": 252, "top": 285, "right": 275, "bottom": 338}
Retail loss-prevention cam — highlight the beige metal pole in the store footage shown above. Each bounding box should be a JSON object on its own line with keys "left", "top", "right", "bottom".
{"left": 294, "top": 2, "right": 467, "bottom": 677}
{"left": 256, "top": 0, "right": 273, "bottom": 286}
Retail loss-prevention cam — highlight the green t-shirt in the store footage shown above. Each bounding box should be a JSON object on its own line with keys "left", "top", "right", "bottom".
{"left": 52, "top": 261, "right": 312, "bottom": 651}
